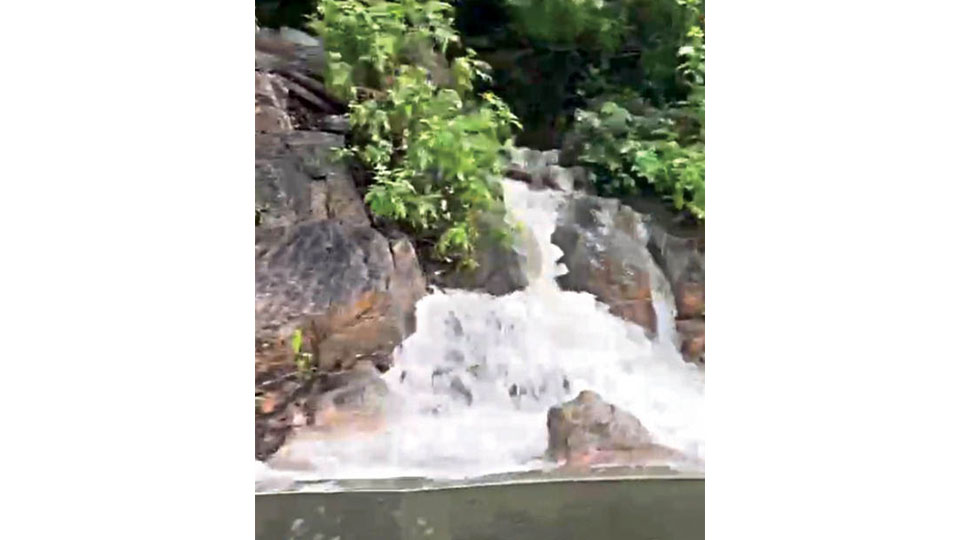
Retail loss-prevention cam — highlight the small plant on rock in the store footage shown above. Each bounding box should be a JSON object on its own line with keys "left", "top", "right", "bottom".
{"left": 290, "top": 328, "right": 314, "bottom": 378}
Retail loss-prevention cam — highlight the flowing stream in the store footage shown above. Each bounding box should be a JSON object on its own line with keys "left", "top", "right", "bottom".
{"left": 262, "top": 180, "right": 704, "bottom": 482}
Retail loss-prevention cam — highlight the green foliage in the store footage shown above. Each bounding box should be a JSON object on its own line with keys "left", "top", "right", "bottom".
{"left": 503, "top": 0, "right": 632, "bottom": 53}
{"left": 353, "top": 69, "right": 521, "bottom": 265}
{"left": 256, "top": 0, "right": 320, "bottom": 30}
{"left": 290, "top": 328, "right": 314, "bottom": 376}
{"left": 312, "top": 0, "right": 522, "bottom": 266}
{"left": 489, "top": 0, "right": 701, "bottom": 100}
{"left": 574, "top": 102, "right": 703, "bottom": 218}
{"left": 572, "top": 3, "right": 705, "bottom": 218}
{"left": 311, "top": 0, "right": 464, "bottom": 100}
{"left": 291, "top": 328, "right": 303, "bottom": 355}
{"left": 677, "top": 22, "right": 705, "bottom": 123}
{"left": 632, "top": 0, "right": 704, "bottom": 101}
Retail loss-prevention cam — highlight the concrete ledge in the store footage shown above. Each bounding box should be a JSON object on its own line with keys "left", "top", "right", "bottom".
{"left": 257, "top": 475, "right": 704, "bottom": 539}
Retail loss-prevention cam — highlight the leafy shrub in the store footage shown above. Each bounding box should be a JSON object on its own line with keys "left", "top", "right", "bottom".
{"left": 494, "top": 0, "right": 701, "bottom": 100}
{"left": 632, "top": 0, "right": 704, "bottom": 101}
{"left": 574, "top": 102, "right": 704, "bottom": 218}
{"left": 311, "top": 0, "right": 522, "bottom": 266}
{"left": 572, "top": 2, "right": 704, "bottom": 218}
{"left": 312, "top": 0, "right": 464, "bottom": 99}
{"left": 677, "top": 21, "right": 705, "bottom": 123}
{"left": 503, "top": 0, "right": 632, "bottom": 53}
{"left": 352, "top": 67, "right": 521, "bottom": 262}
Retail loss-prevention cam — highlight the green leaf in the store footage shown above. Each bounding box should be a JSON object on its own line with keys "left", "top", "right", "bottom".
{"left": 291, "top": 329, "right": 303, "bottom": 355}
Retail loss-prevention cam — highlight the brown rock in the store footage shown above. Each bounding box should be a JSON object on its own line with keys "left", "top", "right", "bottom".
{"left": 258, "top": 392, "right": 278, "bottom": 414}
{"left": 592, "top": 256, "right": 658, "bottom": 336}
{"left": 256, "top": 222, "right": 425, "bottom": 372}
{"left": 546, "top": 390, "right": 686, "bottom": 468}
{"left": 552, "top": 195, "right": 673, "bottom": 337}
{"left": 675, "top": 282, "right": 705, "bottom": 319}
{"left": 254, "top": 222, "right": 425, "bottom": 460}
{"left": 675, "top": 318, "right": 705, "bottom": 364}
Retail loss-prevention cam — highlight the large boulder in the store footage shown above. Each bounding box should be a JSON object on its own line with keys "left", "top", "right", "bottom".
{"left": 551, "top": 194, "right": 674, "bottom": 338}
{"left": 254, "top": 220, "right": 424, "bottom": 461}
{"left": 503, "top": 144, "right": 705, "bottom": 361}
{"left": 256, "top": 220, "right": 425, "bottom": 373}
{"left": 546, "top": 390, "right": 687, "bottom": 468}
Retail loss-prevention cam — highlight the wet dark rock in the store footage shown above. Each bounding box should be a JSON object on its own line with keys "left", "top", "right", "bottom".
{"left": 644, "top": 216, "right": 705, "bottom": 318}
{"left": 675, "top": 319, "right": 705, "bottom": 365}
{"left": 639, "top": 203, "right": 705, "bottom": 362}
{"left": 552, "top": 194, "right": 673, "bottom": 338}
{"left": 507, "top": 142, "right": 705, "bottom": 360}
{"left": 426, "top": 147, "right": 600, "bottom": 296}
{"left": 423, "top": 232, "right": 529, "bottom": 296}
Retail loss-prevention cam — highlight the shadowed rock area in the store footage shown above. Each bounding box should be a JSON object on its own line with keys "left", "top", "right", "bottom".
{"left": 264, "top": 361, "right": 393, "bottom": 469}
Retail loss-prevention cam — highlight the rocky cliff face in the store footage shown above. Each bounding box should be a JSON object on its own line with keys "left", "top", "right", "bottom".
{"left": 255, "top": 28, "right": 426, "bottom": 460}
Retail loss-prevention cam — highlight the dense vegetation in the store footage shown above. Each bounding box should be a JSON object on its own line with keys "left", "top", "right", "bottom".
{"left": 260, "top": 0, "right": 705, "bottom": 264}
{"left": 310, "top": 0, "right": 521, "bottom": 267}
{"left": 459, "top": 0, "right": 705, "bottom": 217}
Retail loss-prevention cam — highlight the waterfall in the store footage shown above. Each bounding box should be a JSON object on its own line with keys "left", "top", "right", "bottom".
{"left": 265, "top": 180, "right": 704, "bottom": 481}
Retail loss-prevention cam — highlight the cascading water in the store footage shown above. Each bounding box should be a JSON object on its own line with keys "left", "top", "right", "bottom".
{"left": 265, "top": 180, "right": 704, "bottom": 482}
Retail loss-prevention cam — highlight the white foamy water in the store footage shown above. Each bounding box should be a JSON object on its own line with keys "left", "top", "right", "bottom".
{"left": 265, "top": 180, "right": 704, "bottom": 481}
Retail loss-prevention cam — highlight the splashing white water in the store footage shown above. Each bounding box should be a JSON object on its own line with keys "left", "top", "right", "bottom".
{"left": 266, "top": 181, "right": 704, "bottom": 481}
